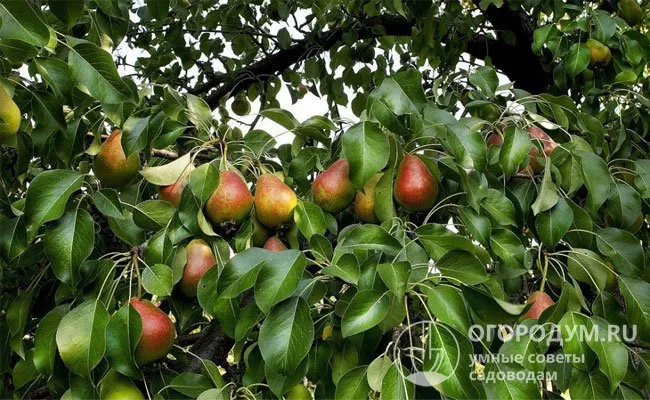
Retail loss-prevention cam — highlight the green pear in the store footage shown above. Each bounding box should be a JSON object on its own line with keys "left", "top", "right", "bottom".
{"left": 93, "top": 129, "right": 141, "bottom": 188}
{"left": 100, "top": 370, "right": 144, "bottom": 400}
{"left": 312, "top": 159, "right": 356, "bottom": 214}
{"left": 0, "top": 86, "right": 21, "bottom": 142}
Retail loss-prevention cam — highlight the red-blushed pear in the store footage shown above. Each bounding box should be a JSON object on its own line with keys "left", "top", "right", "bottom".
{"left": 159, "top": 176, "right": 187, "bottom": 208}
{"left": 527, "top": 125, "right": 557, "bottom": 172}
{"left": 312, "top": 159, "right": 356, "bottom": 214}
{"left": 100, "top": 370, "right": 144, "bottom": 400}
{"left": 204, "top": 171, "right": 254, "bottom": 225}
{"left": 129, "top": 298, "right": 176, "bottom": 365}
{"left": 393, "top": 154, "right": 437, "bottom": 212}
{"left": 523, "top": 291, "right": 554, "bottom": 320}
{"left": 263, "top": 236, "right": 288, "bottom": 252}
{"left": 93, "top": 129, "right": 141, "bottom": 188}
{"left": 254, "top": 174, "right": 298, "bottom": 228}
{"left": 354, "top": 173, "right": 382, "bottom": 223}
{"left": 180, "top": 239, "right": 217, "bottom": 297}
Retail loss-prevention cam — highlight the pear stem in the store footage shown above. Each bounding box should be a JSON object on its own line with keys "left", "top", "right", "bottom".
{"left": 132, "top": 253, "right": 142, "bottom": 299}
{"left": 539, "top": 250, "right": 549, "bottom": 292}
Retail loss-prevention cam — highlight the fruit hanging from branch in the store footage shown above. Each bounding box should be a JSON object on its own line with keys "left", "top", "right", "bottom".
{"left": 180, "top": 239, "right": 217, "bottom": 297}
{"left": 354, "top": 173, "right": 382, "bottom": 223}
{"left": 204, "top": 171, "right": 254, "bottom": 226}
{"left": 312, "top": 159, "right": 356, "bottom": 214}
{"left": 254, "top": 173, "right": 298, "bottom": 228}
{"left": 92, "top": 129, "right": 141, "bottom": 188}
{"left": 0, "top": 86, "right": 21, "bottom": 142}
{"left": 393, "top": 154, "right": 437, "bottom": 212}
{"left": 129, "top": 298, "right": 176, "bottom": 365}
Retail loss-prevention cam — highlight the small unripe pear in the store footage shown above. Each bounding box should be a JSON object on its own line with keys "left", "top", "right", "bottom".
{"left": 619, "top": 0, "right": 643, "bottom": 26}
{"left": 263, "top": 236, "right": 288, "bottom": 252}
{"left": 205, "top": 171, "right": 254, "bottom": 225}
{"left": 180, "top": 239, "right": 217, "bottom": 297}
{"left": 354, "top": 173, "right": 382, "bottom": 223}
{"left": 231, "top": 96, "right": 251, "bottom": 116}
{"left": 312, "top": 159, "right": 355, "bottom": 214}
{"left": 0, "top": 86, "right": 21, "bottom": 142}
{"left": 394, "top": 154, "right": 437, "bottom": 212}
{"left": 100, "top": 370, "right": 144, "bottom": 400}
{"left": 254, "top": 174, "right": 298, "bottom": 228}
{"left": 586, "top": 39, "right": 611, "bottom": 65}
{"left": 130, "top": 298, "right": 176, "bottom": 364}
{"left": 93, "top": 129, "right": 141, "bottom": 188}
{"left": 523, "top": 291, "right": 554, "bottom": 320}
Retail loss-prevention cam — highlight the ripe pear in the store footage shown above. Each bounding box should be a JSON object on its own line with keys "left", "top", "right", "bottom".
{"left": 619, "top": 0, "right": 643, "bottom": 26}
{"left": 0, "top": 86, "right": 21, "bottom": 142}
{"left": 527, "top": 125, "right": 557, "bottom": 172}
{"left": 205, "top": 171, "right": 254, "bottom": 225}
{"left": 93, "top": 129, "right": 141, "bottom": 188}
{"left": 393, "top": 154, "right": 437, "bottom": 212}
{"left": 254, "top": 174, "right": 298, "bottom": 228}
{"left": 129, "top": 298, "right": 176, "bottom": 364}
{"left": 586, "top": 39, "right": 611, "bottom": 65}
{"left": 284, "top": 384, "right": 312, "bottom": 400}
{"left": 354, "top": 173, "right": 382, "bottom": 223}
{"left": 263, "top": 236, "right": 288, "bottom": 252}
{"left": 523, "top": 291, "right": 554, "bottom": 320}
{"left": 312, "top": 159, "right": 356, "bottom": 214}
{"left": 180, "top": 239, "right": 216, "bottom": 297}
{"left": 100, "top": 370, "right": 144, "bottom": 400}
{"left": 159, "top": 176, "right": 187, "bottom": 208}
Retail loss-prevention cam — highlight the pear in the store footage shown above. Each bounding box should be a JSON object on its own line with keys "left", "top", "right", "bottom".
{"left": 205, "top": 171, "right": 254, "bottom": 225}
{"left": 523, "top": 291, "right": 554, "bottom": 320}
{"left": 263, "top": 236, "right": 288, "bottom": 252}
{"left": 0, "top": 86, "right": 21, "bottom": 142}
{"left": 180, "top": 239, "right": 216, "bottom": 297}
{"left": 129, "top": 298, "right": 176, "bottom": 364}
{"left": 231, "top": 96, "right": 251, "bottom": 116}
{"left": 100, "top": 370, "right": 144, "bottom": 400}
{"left": 586, "top": 39, "right": 611, "bottom": 65}
{"left": 393, "top": 154, "right": 437, "bottom": 212}
{"left": 619, "top": 0, "right": 643, "bottom": 26}
{"left": 254, "top": 174, "right": 298, "bottom": 228}
{"left": 159, "top": 176, "right": 187, "bottom": 208}
{"left": 312, "top": 159, "right": 356, "bottom": 214}
{"left": 527, "top": 125, "right": 557, "bottom": 172}
{"left": 93, "top": 129, "right": 141, "bottom": 188}
{"left": 284, "top": 384, "right": 312, "bottom": 400}
{"left": 251, "top": 218, "right": 271, "bottom": 247}
{"left": 354, "top": 173, "right": 382, "bottom": 223}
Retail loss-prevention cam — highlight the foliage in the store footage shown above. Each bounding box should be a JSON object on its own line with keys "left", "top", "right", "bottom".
{"left": 1, "top": 0, "right": 650, "bottom": 399}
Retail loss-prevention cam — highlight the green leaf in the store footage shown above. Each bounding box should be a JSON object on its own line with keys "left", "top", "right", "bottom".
{"left": 105, "top": 304, "right": 142, "bottom": 378}
{"left": 416, "top": 223, "right": 489, "bottom": 262}
{"left": 596, "top": 227, "right": 644, "bottom": 275}
{"left": 565, "top": 42, "right": 591, "bottom": 77}
{"left": 566, "top": 248, "right": 611, "bottom": 290}
{"left": 258, "top": 297, "right": 314, "bottom": 374}
{"left": 499, "top": 126, "right": 533, "bottom": 177}
{"left": 490, "top": 229, "right": 527, "bottom": 270}
{"left": 469, "top": 66, "right": 499, "bottom": 97}
{"left": 341, "top": 290, "right": 389, "bottom": 337}
{"left": 260, "top": 108, "right": 299, "bottom": 130}
{"left": 592, "top": 11, "right": 616, "bottom": 42}
{"left": 335, "top": 366, "right": 370, "bottom": 400}
{"left": 94, "top": 188, "right": 124, "bottom": 219}
{"left": 423, "top": 284, "right": 472, "bottom": 333}
{"left": 0, "top": 215, "right": 28, "bottom": 262}
{"left": 44, "top": 209, "right": 94, "bottom": 287}
{"left": 131, "top": 200, "right": 176, "bottom": 231}
{"left": 294, "top": 200, "right": 328, "bottom": 240}
{"left": 341, "top": 121, "right": 389, "bottom": 187}
{"left": 569, "top": 369, "right": 610, "bottom": 399}
{"left": 142, "top": 263, "right": 174, "bottom": 296}
{"left": 170, "top": 372, "right": 214, "bottom": 397}
{"left": 50, "top": 0, "right": 85, "bottom": 26}
{"left": 482, "top": 362, "right": 539, "bottom": 399}
{"left": 217, "top": 248, "right": 267, "bottom": 299}
{"left": 377, "top": 262, "right": 409, "bottom": 299}
{"left": 7, "top": 291, "right": 32, "bottom": 358}
{"left": 147, "top": 0, "right": 169, "bottom": 21}
{"left": 367, "top": 356, "right": 392, "bottom": 392}
{"left": 68, "top": 42, "right": 135, "bottom": 104}
{"left": 462, "top": 286, "right": 526, "bottom": 324}
{"left": 533, "top": 24, "right": 558, "bottom": 53}
{"left": 255, "top": 250, "right": 306, "bottom": 313}
{"left": 56, "top": 300, "right": 110, "bottom": 378}
{"left": 373, "top": 68, "right": 427, "bottom": 115}
{"left": 459, "top": 208, "right": 491, "bottom": 246}
{"left": 23, "top": 170, "right": 83, "bottom": 236}
{"left": 185, "top": 94, "right": 212, "bottom": 134}
{"left": 579, "top": 151, "right": 611, "bottom": 214}
{"left": 381, "top": 363, "right": 415, "bottom": 399}
{"left": 322, "top": 253, "right": 360, "bottom": 284}
{"left": 535, "top": 197, "right": 573, "bottom": 248}
{"left": 244, "top": 129, "right": 276, "bottom": 154}
{"left": 189, "top": 163, "right": 219, "bottom": 204}
{"left": 531, "top": 159, "right": 559, "bottom": 215}
{"left": 33, "top": 305, "right": 69, "bottom": 375}
{"left": 444, "top": 121, "right": 487, "bottom": 171}
{"left": 557, "top": 312, "right": 596, "bottom": 370}
{"left": 436, "top": 250, "right": 489, "bottom": 285}
{"left": 140, "top": 153, "right": 193, "bottom": 186}
{"left": 585, "top": 316, "right": 627, "bottom": 392}
{"left": 618, "top": 276, "right": 650, "bottom": 342}
{"left": 0, "top": 0, "right": 50, "bottom": 46}
{"left": 481, "top": 189, "right": 516, "bottom": 226}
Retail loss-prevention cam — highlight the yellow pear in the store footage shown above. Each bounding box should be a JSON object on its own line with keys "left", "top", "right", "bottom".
{"left": 0, "top": 86, "right": 21, "bottom": 142}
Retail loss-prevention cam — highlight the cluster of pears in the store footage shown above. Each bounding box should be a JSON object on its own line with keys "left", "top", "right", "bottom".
{"left": 93, "top": 129, "right": 141, "bottom": 188}
{"left": 0, "top": 86, "right": 21, "bottom": 142}
{"left": 487, "top": 124, "right": 557, "bottom": 175}
{"left": 311, "top": 154, "right": 438, "bottom": 221}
